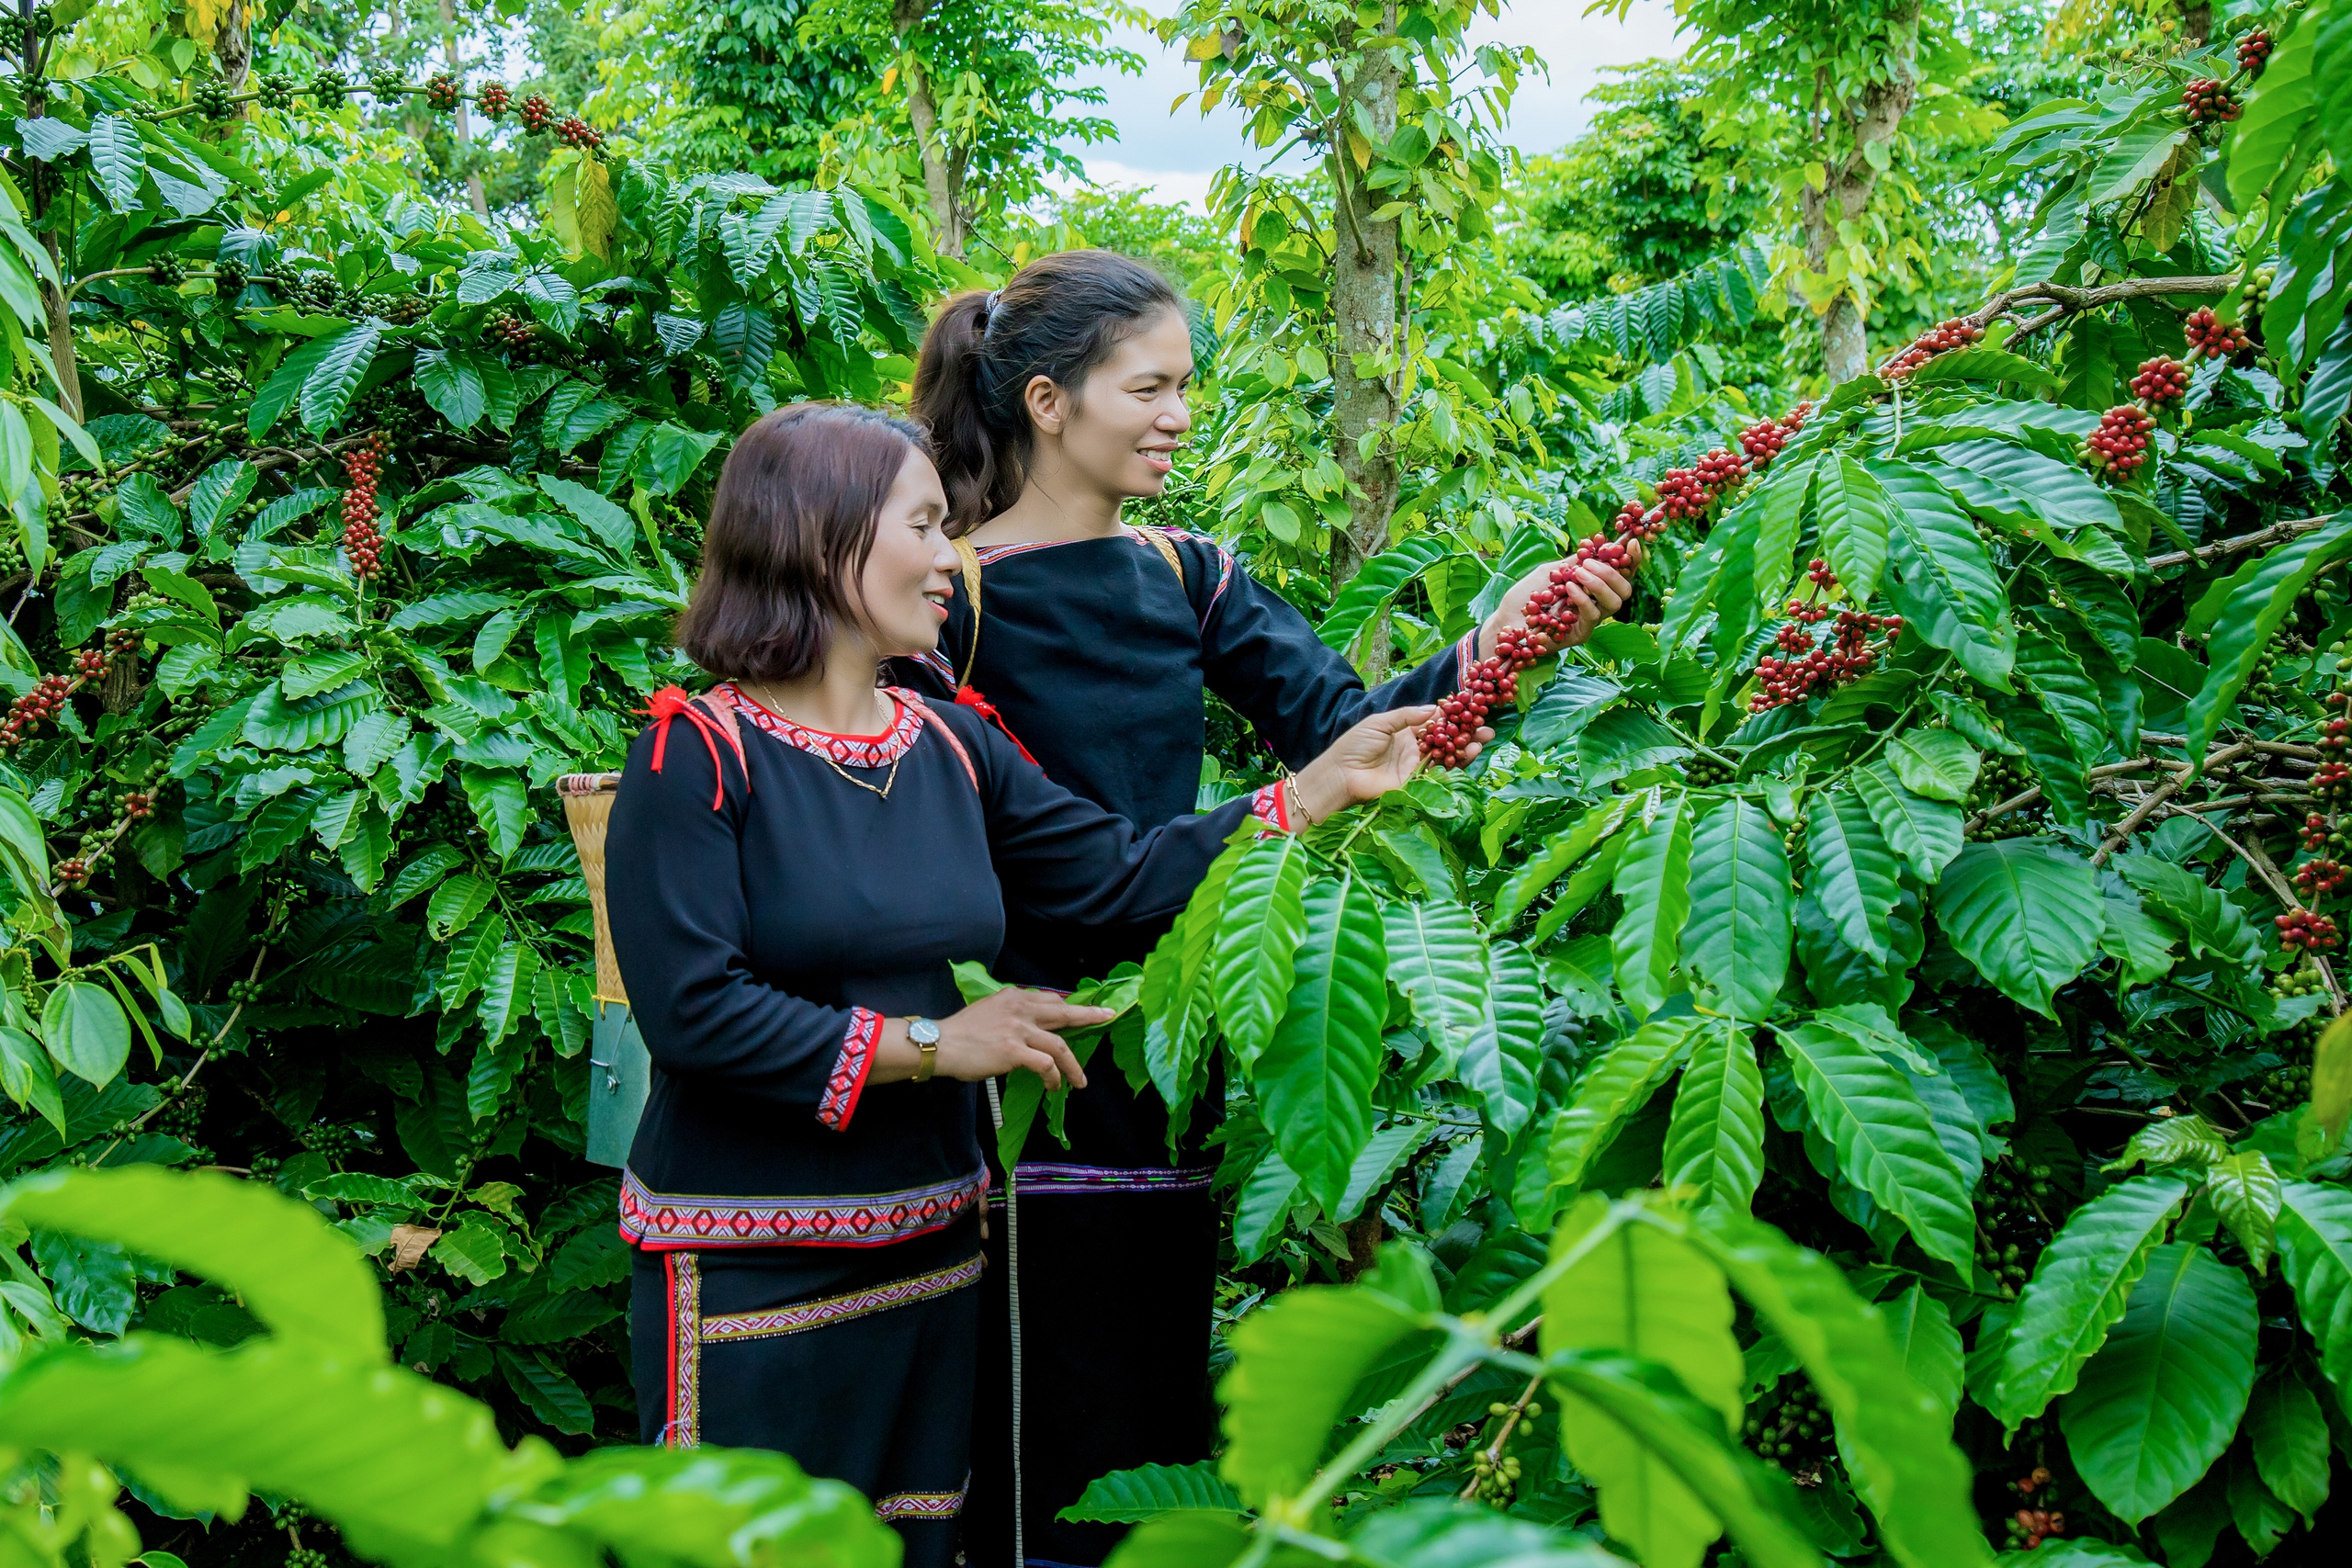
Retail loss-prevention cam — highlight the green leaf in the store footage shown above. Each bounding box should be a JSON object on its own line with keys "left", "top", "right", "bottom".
{"left": 1852, "top": 763, "right": 1962, "bottom": 882}
{"left": 1664, "top": 1022, "right": 1766, "bottom": 1219}
{"left": 0, "top": 1167, "right": 384, "bottom": 1359}
{"left": 1382, "top": 897, "right": 1487, "bottom": 1081}
{"left": 1932, "top": 841, "right": 2104, "bottom": 1016}
{"left": 1058, "top": 1461, "right": 1245, "bottom": 1524}
{"left": 1987, "top": 1174, "right": 2193, "bottom": 1428}
{"left": 1141, "top": 840, "right": 1245, "bottom": 1119}
{"left": 1674, "top": 1210, "right": 1995, "bottom": 1568}
{"left": 1814, "top": 454, "right": 1893, "bottom": 601}
{"left": 2182, "top": 513, "right": 2352, "bottom": 757}
{"left": 186, "top": 460, "right": 256, "bottom": 544}
{"left": 1217, "top": 1280, "right": 1423, "bottom": 1506}
{"left": 1881, "top": 1284, "right": 1962, "bottom": 1424}
{"left": 2206, "top": 1150, "right": 2282, "bottom": 1272}
{"left": 1461, "top": 939, "right": 1546, "bottom": 1145}
{"left": 243, "top": 681, "right": 377, "bottom": 751}
{"left": 1211, "top": 837, "right": 1312, "bottom": 1065}
{"left": 1232, "top": 1145, "right": 1301, "bottom": 1265}
{"left": 1317, "top": 535, "right": 1460, "bottom": 651}
{"left": 1542, "top": 1199, "right": 1745, "bottom": 1568}
{"left": 496, "top": 1345, "right": 594, "bottom": 1435}
{"left": 2061, "top": 1244, "right": 2257, "bottom": 1525}
{"left": 40, "top": 980, "right": 130, "bottom": 1087}
{"left": 1540, "top": 1348, "right": 1821, "bottom": 1568}
{"left": 1611, "top": 792, "right": 1693, "bottom": 1017}
{"left": 298, "top": 321, "right": 384, "bottom": 434}
{"left": 1886, "top": 729, "right": 1981, "bottom": 804}
{"left": 1549, "top": 1016, "right": 1699, "bottom": 1195}
{"left": 2247, "top": 1368, "right": 2331, "bottom": 1526}
{"left": 460, "top": 766, "right": 530, "bottom": 860}
{"left": 2115, "top": 856, "right": 2264, "bottom": 967}
{"left": 2014, "top": 618, "right": 2109, "bottom": 767}
{"left": 1804, "top": 788, "right": 1901, "bottom": 963}
{"left": 2227, "top": 15, "right": 2317, "bottom": 210}
{"left": 1779, "top": 1021, "right": 1974, "bottom": 1269}
{"left": 88, "top": 114, "right": 149, "bottom": 210}
{"left": 1868, "top": 459, "right": 2015, "bottom": 691}
{"left": 537, "top": 474, "right": 636, "bottom": 555}
{"left": 1680, "top": 798, "right": 1790, "bottom": 1021}
{"left": 0, "top": 1026, "right": 65, "bottom": 1137}
{"left": 2275, "top": 1180, "right": 2352, "bottom": 1419}
{"left": 475, "top": 942, "right": 537, "bottom": 1046}
{"left": 1256, "top": 876, "right": 1387, "bottom": 1213}
{"left": 1492, "top": 797, "right": 1631, "bottom": 924}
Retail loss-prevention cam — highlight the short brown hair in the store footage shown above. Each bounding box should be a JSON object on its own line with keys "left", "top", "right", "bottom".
{"left": 675, "top": 403, "right": 929, "bottom": 682}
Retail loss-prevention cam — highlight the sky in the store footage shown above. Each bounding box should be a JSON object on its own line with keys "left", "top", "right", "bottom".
{"left": 1066, "top": 0, "right": 1689, "bottom": 208}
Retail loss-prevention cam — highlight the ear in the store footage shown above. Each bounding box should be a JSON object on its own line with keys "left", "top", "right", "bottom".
{"left": 1023, "top": 373, "right": 1068, "bottom": 436}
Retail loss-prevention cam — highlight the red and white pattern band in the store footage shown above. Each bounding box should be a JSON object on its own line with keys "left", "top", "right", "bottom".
{"left": 817, "top": 1008, "right": 881, "bottom": 1131}
{"left": 1248, "top": 780, "right": 1295, "bottom": 832}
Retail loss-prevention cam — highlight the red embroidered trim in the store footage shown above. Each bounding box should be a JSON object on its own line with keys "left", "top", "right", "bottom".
{"left": 663, "top": 1251, "right": 701, "bottom": 1448}
{"left": 726, "top": 683, "right": 922, "bottom": 767}
{"left": 1455, "top": 630, "right": 1478, "bottom": 687}
{"left": 620, "top": 1167, "right": 989, "bottom": 1248}
{"left": 875, "top": 1479, "right": 969, "bottom": 1520}
{"left": 699, "top": 1253, "right": 983, "bottom": 1343}
{"left": 1249, "top": 781, "right": 1295, "bottom": 832}
{"left": 817, "top": 1009, "right": 882, "bottom": 1132}
{"left": 642, "top": 687, "right": 749, "bottom": 810}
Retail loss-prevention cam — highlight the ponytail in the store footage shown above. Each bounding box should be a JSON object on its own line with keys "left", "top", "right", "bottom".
{"left": 911, "top": 250, "right": 1185, "bottom": 536}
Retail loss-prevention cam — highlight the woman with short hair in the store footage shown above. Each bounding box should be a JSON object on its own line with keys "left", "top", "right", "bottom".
{"left": 605, "top": 401, "right": 1442, "bottom": 1568}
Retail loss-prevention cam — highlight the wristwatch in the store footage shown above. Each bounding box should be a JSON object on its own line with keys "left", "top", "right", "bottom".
{"left": 908, "top": 1017, "right": 941, "bottom": 1082}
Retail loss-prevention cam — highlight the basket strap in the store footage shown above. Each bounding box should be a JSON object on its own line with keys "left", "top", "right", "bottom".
{"left": 1133, "top": 524, "right": 1186, "bottom": 590}
{"left": 953, "top": 536, "right": 985, "bottom": 688}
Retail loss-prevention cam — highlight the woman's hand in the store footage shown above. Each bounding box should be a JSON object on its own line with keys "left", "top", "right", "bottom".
{"left": 1478, "top": 546, "right": 1642, "bottom": 659}
{"left": 874, "top": 987, "right": 1106, "bottom": 1089}
{"left": 1288, "top": 706, "right": 1441, "bottom": 825}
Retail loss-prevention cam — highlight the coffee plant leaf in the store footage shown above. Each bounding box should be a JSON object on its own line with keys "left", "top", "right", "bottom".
{"left": 2228, "top": 16, "right": 2318, "bottom": 211}
{"left": 1256, "top": 875, "right": 1386, "bottom": 1213}
{"left": 1814, "top": 453, "right": 1891, "bottom": 601}
{"left": 2105, "top": 1112, "right": 2233, "bottom": 1174}
{"left": 1491, "top": 796, "right": 1632, "bottom": 924}
{"left": 1885, "top": 728, "right": 1981, "bottom": 806}
{"left": 1097, "top": 1510, "right": 1260, "bottom": 1567}
{"left": 1931, "top": 841, "right": 2104, "bottom": 1016}
{"left": 2098, "top": 894, "right": 2183, "bottom": 985}
{"left": 1880, "top": 1285, "right": 1962, "bottom": 1425}
{"left": 1059, "top": 1460, "right": 1245, "bottom": 1524}
{"left": 1342, "top": 1502, "right": 1629, "bottom": 1568}
{"left": 2013, "top": 618, "right": 2109, "bottom": 767}
{"left": 1548, "top": 1014, "right": 1700, "bottom": 1197}
{"left": 2181, "top": 511, "right": 2352, "bottom": 757}
{"left": 521, "top": 1444, "right": 899, "bottom": 1564}
{"left": 2245, "top": 1367, "right": 2331, "bottom": 1526}
{"left": 1541, "top": 1347, "right": 1821, "bottom": 1568}
{"left": 1382, "top": 896, "right": 1487, "bottom": 1080}
{"left": 1867, "top": 459, "right": 2016, "bottom": 692}
{"left": 1988, "top": 1173, "right": 2194, "bottom": 1428}
{"left": 1850, "top": 764, "right": 1962, "bottom": 882}
{"left": 1535, "top": 832, "right": 1629, "bottom": 946}
{"left": 1803, "top": 790, "right": 1899, "bottom": 963}
{"left": 1610, "top": 790, "right": 1693, "bottom": 1017}
{"left": 1542, "top": 1199, "right": 1744, "bottom": 1568}
{"left": 2205, "top": 1152, "right": 2284, "bottom": 1272}
{"left": 1337, "top": 1122, "right": 1433, "bottom": 1224}
{"left": 2275, "top": 1181, "right": 2352, "bottom": 1417}
{"left": 2059, "top": 1243, "right": 2257, "bottom": 1524}
{"left": 1777, "top": 1021, "right": 1974, "bottom": 1269}
{"left": 2304, "top": 1013, "right": 2352, "bottom": 1163}
{"left": 1141, "top": 840, "right": 1246, "bottom": 1118}
{"left": 1210, "top": 837, "right": 1313, "bottom": 1065}
{"left": 1459, "top": 940, "right": 1544, "bottom": 1140}
{"left": 1681, "top": 797, "right": 1791, "bottom": 1021}
{"left": 2113, "top": 855, "right": 2263, "bottom": 967}
{"left": 0, "top": 1027, "right": 64, "bottom": 1138}
{"left": 1216, "top": 1279, "right": 1426, "bottom": 1507}
{"left": 1663, "top": 1021, "right": 1766, "bottom": 1220}
{"left": 1232, "top": 1144, "right": 1302, "bottom": 1266}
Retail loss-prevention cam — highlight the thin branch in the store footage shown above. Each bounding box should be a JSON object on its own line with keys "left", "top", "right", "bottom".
{"left": 2092, "top": 743, "right": 2252, "bottom": 864}
{"left": 2143, "top": 515, "right": 2335, "bottom": 571}
{"left": 1962, "top": 274, "right": 2238, "bottom": 345}
{"left": 2176, "top": 815, "right": 2346, "bottom": 1013}
{"left": 1457, "top": 1372, "right": 1545, "bottom": 1501}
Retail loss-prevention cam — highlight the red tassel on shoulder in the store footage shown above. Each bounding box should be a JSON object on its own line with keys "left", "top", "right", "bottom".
{"left": 642, "top": 686, "right": 735, "bottom": 809}
{"left": 955, "top": 683, "right": 1043, "bottom": 772}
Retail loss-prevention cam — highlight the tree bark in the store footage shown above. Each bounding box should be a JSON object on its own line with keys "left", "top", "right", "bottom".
{"left": 1799, "top": 3, "right": 1918, "bottom": 383}
{"left": 1329, "top": 7, "right": 1402, "bottom": 678}
{"left": 438, "top": 0, "right": 489, "bottom": 219}
{"left": 211, "top": 0, "right": 253, "bottom": 90}
{"left": 891, "top": 0, "right": 962, "bottom": 257}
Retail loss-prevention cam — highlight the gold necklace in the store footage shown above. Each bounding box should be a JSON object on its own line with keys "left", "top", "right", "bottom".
{"left": 741, "top": 682, "right": 901, "bottom": 801}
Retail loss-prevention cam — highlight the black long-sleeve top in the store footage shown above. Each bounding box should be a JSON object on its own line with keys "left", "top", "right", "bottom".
{"left": 603, "top": 684, "right": 1289, "bottom": 1249}
{"left": 890, "top": 527, "right": 1470, "bottom": 991}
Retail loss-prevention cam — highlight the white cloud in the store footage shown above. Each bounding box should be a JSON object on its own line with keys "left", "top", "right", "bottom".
{"left": 1060, "top": 160, "right": 1220, "bottom": 210}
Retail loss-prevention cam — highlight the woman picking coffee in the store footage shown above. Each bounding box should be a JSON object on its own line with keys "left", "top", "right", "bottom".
{"left": 604, "top": 401, "right": 1443, "bottom": 1568}
{"left": 898, "top": 251, "right": 1638, "bottom": 1566}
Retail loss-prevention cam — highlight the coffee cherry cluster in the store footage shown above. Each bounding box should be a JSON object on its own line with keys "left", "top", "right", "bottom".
{"left": 2268, "top": 958, "right": 2325, "bottom": 1004}
{"left": 191, "top": 78, "right": 236, "bottom": 119}
{"left": 2241, "top": 265, "right": 2275, "bottom": 313}
{"left": 477, "top": 83, "right": 512, "bottom": 118}
{"left": 2239, "top": 28, "right": 2273, "bottom": 75}
{"left": 1686, "top": 755, "right": 1736, "bottom": 788}
{"left": 256, "top": 71, "right": 297, "bottom": 110}
{"left": 1965, "top": 755, "right": 2045, "bottom": 841}
{"left": 299, "top": 1120, "right": 371, "bottom": 1161}
{"left": 557, "top": 115, "right": 604, "bottom": 152}
{"left": 1738, "top": 403, "right": 1813, "bottom": 470}
{"left": 1747, "top": 592, "right": 1904, "bottom": 712}
{"left": 1976, "top": 1160, "right": 2057, "bottom": 1298}
{"left": 213, "top": 258, "right": 249, "bottom": 295}
{"left": 424, "top": 73, "right": 461, "bottom": 112}
{"left": 1418, "top": 550, "right": 1634, "bottom": 767}
{"left": 2277, "top": 906, "right": 2341, "bottom": 953}
{"left": 287, "top": 1548, "right": 330, "bottom": 1568}
{"left": 4, "top": 672, "right": 80, "bottom": 749}
{"left": 2313, "top": 761, "right": 2352, "bottom": 807}
{"left": 225, "top": 977, "right": 266, "bottom": 1006}
{"left": 2181, "top": 78, "right": 2241, "bottom": 126}
{"left": 154, "top": 1082, "right": 209, "bottom": 1145}
{"left": 2006, "top": 1470, "right": 2067, "bottom": 1551}
{"left": 368, "top": 66, "right": 407, "bottom": 99}
{"left": 310, "top": 68, "right": 348, "bottom": 109}
{"left": 2301, "top": 811, "right": 2345, "bottom": 854}
{"left": 487, "top": 307, "right": 538, "bottom": 349}
{"left": 2129, "top": 355, "right": 2189, "bottom": 404}
{"left": 1744, "top": 1380, "right": 1831, "bottom": 1471}
{"left": 2085, "top": 405, "right": 2154, "bottom": 479}
{"left": 1880, "top": 317, "right": 1986, "bottom": 379}
{"left": 341, "top": 434, "right": 390, "bottom": 580}
{"left": 2294, "top": 857, "right": 2348, "bottom": 900}
{"left": 2184, "top": 306, "right": 2254, "bottom": 362}
{"left": 519, "top": 94, "right": 556, "bottom": 134}
{"left": 1611, "top": 499, "right": 1657, "bottom": 542}
{"left": 1464, "top": 1399, "right": 1539, "bottom": 1503}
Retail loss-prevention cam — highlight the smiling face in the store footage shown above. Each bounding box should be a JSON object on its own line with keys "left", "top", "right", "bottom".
{"left": 847, "top": 450, "right": 960, "bottom": 660}
{"left": 1025, "top": 306, "right": 1194, "bottom": 501}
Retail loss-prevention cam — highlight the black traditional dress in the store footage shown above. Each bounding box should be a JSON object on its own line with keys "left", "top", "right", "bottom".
{"left": 889, "top": 527, "right": 1470, "bottom": 1567}
{"left": 605, "top": 682, "right": 1291, "bottom": 1568}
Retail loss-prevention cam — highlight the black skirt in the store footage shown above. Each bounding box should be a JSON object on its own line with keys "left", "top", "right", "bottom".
{"left": 631, "top": 1213, "right": 983, "bottom": 1568}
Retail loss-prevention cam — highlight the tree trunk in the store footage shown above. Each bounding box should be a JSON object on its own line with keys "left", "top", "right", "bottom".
{"left": 40, "top": 234, "right": 77, "bottom": 422}
{"left": 1337, "top": 1206, "right": 1385, "bottom": 1281}
{"left": 212, "top": 0, "right": 253, "bottom": 91}
{"left": 891, "top": 0, "right": 962, "bottom": 257}
{"left": 438, "top": 0, "right": 488, "bottom": 218}
{"left": 1329, "top": 7, "right": 1402, "bottom": 679}
{"left": 2180, "top": 2, "right": 2213, "bottom": 47}
{"left": 1800, "top": 3, "right": 1919, "bottom": 384}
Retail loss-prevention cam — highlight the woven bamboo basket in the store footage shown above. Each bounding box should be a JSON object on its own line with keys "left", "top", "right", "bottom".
{"left": 557, "top": 772, "right": 628, "bottom": 1006}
